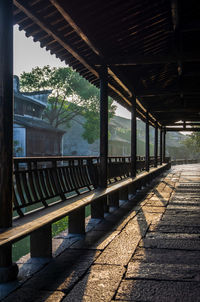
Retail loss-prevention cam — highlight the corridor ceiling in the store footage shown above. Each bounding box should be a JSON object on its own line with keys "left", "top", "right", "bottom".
{"left": 13, "top": 0, "right": 200, "bottom": 127}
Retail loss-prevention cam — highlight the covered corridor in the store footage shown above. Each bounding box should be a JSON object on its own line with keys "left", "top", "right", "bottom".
{"left": 2, "top": 163, "right": 200, "bottom": 301}
{"left": 1, "top": 1, "right": 200, "bottom": 300}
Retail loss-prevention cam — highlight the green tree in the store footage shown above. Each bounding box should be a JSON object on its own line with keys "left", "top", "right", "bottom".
{"left": 182, "top": 131, "right": 200, "bottom": 155}
{"left": 20, "top": 66, "right": 116, "bottom": 143}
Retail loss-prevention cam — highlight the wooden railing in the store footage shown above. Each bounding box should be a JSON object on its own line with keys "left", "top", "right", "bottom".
{"left": 13, "top": 156, "right": 97, "bottom": 217}
{"left": 13, "top": 156, "right": 160, "bottom": 217}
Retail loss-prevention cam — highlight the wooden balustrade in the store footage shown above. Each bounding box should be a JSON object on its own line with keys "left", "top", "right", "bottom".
{"left": 13, "top": 157, "right": 98, "bottom": 217}
{"left": 13, "top": 156, "right": 159, "bottom": 218}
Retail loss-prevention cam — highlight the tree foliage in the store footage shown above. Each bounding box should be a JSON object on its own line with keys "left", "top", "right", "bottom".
{"left": 19, "top": 66, "right": 116, "bottom": 143}
{"left": 182, "top": 131, "right": 200, "bottom": 154}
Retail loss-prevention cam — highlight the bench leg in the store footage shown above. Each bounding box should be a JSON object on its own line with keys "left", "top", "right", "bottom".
{"left": 68, "top": 207, "right": 85, "bottom": 234}
{"left": 104, "top": 196, "right": 109, "bottom": 213}
{"left": 108, "top": 191, "right": 119, "bottom": 208}
{"left": 0, "top": 245, "right": 18, "bottom": 283}
{"left": 30, "top": 225, "right": 52, "bottom": 258}
{"left": 128, "top": 183, "right": 137, "bottom": 196}
{"left": 91, "top": 198, "right": 105, "bottom": 219}
{"left": 119, "top": 187, "right": 129, "bottom": 201}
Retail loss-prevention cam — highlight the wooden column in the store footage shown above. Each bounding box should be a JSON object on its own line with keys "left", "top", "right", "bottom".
{"left": 154, "top": 123, "right": 158, "bottom": 167}
{"left": 0, "top": 0, "right": 18, "bottom": 283}
{"left": 163, "top": 127, "right": 166, "bottom": 163}
{"left": 91, "top": 66, "right": 108, "bottom": 218}
{"left": 160, "top": 128, "right": 163, "bottom": 165}
{"left": 131, "top": 96, "right": 137, "bottom": 177}
{"left": 0, "top": 0, "right": 13, "bottom": 228}
{"left": 145, "top": 111, "right": 149, "bottom": 172}
{"left": 99, "top": 65, "right": 108, "bottom": 188}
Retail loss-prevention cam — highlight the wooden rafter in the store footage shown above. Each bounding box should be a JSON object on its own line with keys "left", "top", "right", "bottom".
{"left": 49, "top": 0, "right": 162, "bottom": 124}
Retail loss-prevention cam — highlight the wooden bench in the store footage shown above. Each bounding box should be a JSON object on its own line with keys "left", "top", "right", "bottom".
{"left": 0, "top": 156, "right": 170, "bottom": 281}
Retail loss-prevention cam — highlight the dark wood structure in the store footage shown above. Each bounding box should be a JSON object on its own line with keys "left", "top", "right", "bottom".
{"left": 0, "top": 0, "right": 200, "bottom": 283}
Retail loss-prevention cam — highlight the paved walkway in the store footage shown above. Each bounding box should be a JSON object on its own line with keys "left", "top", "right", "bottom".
{"left": 2, "top": 164, "right": 200, "bottom": 301}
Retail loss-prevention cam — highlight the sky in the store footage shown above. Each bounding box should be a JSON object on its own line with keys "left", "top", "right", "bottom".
{"left": 14, "top": 25, "right": 131, "bottom": 119}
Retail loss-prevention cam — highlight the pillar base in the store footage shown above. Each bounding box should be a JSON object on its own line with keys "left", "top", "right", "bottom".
{"left": 0, "top": 263, "right": 18, "bottom": 283}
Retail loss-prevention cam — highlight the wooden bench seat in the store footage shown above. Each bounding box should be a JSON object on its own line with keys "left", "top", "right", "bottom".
{"left": 0, "top": 164, "right": 170, "bottom": 251}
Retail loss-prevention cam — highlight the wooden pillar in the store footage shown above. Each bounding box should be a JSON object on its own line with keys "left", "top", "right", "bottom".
{"left": 154, "top": 123, "right": 158, "bottom": 167}
{"left": 131, "top": 96, "right": 137, "bottom": 177}
{"left": 163, "top": 127, "right": 166, "bottom": 163}
{"left": 160, "top": 128, "right": 163, "bottom": 165}
{"left": 0, "top": 0, "right": 18, "bottom": 283}
{"left": 99, "top": 65, "right": 108, "bottom": 188}
{"left": 145, "top": 111, "right": 149, "bottom": 171}
{"left": 91, "top": 66, "right": 108, "bottom": 218}
{"left": 0, "top": 0, "right": 13, "bottom": 228}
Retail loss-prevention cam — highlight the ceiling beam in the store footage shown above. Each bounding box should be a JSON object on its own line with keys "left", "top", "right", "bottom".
{"left": 93, "top": 54, "right": 200, "bottom": 66}
{"left": 168, "top": 122, "right": 200, "bottom": 127}
{"left": 136, "top": 90, "right": 200, "bottom": 97}
{"left": 152, "top": 108, "right": 200, "bottom": 113}
{"left": 50, "top": 0, "right": 101, "bottom": 56}
{"left": 14, "top": 0, "right": 99, "bottom": 78}
{"left": 166, "top": 128, "right": 200, "bottom": 132}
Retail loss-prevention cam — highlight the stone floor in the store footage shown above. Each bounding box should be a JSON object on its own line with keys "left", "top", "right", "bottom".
{"left": 1, "top": 164, "right": 200, "bottom": 301}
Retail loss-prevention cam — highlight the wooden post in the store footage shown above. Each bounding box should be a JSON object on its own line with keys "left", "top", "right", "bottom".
{"left": 119, "top": 187, "right": 129, "bottom": 201}
{"left": 99, "top": 65, "right": 108, "bottom": 188}
{"left": 108, "top": 191, "right": 119, "bottom": 208}
{"left": 0, "top": 0, "right": 13, "bottom": 229}
{"left": 154, "top": 122, "right": 158, "bottom": 167}
{"left": 160, "top": 128, "right": 163, "bottom": 165}
{"left": 145, "top": 111, "right": 149, "bottom": 172}
{"left": 68, "top": 208, "right": 85, "bottom": 234}
{"left": 163, "top": 127, "right": 166, "bottom": 163}
{"left": 30, "top": 225, "right": 52, "bottom": 258}
{"left": 91, "top": 65, "right": 108, "bottom": 218}
{"left": 0, "top": 0, "right": 19, "bottom": 283}
{"left": 131, "top": 96, "right": 137, "bottom": 177}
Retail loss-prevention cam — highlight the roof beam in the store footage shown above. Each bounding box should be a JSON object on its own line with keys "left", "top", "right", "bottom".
{"left": 168, "top": 122, "right": 200, "bottom": 127}
{"left": 136, "top": 89, "right": 200, "bottom": 97}
{"left": 50, "top": 0, "right": 100, "bottom": 56}
{"left": 14, "top": 0, "right": 99, "bottom": 78}
{"left": 166, "top": 128, "right": 200, "bottom": 132}
{"left": 152, "top": 108, "right": 200, "bottom": 113}
{"left": 93, "top": 54, "right": 200, "bottom": 66}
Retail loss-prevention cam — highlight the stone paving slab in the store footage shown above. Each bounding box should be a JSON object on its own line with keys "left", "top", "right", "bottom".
{"left": 116, "top": 280, "right": 200, "bottom": 302}
{"left": 69, "top": 230, "right": 120, "bottom": 250}
{"left": 2, "top": 288, "right": 65, "bottom": 302}
{"left": 126, "top": 261, "right": 200, "bottom": 281}
{"left": 149, "top": 224, "right": 200, "bottom": 234}
{"left": 12, "top": 249, "right": 100, "bottom": 295}
{"left": 132, "top": 247, "right": 200, "bottom": 264}
{"left": 140, "top": 232, "right": 200, "bottom": 250}
{"left": 166, "top": 205, "right": 200, "bottom": 211}
{"left": 62, "top": 264, "right": 125, "bottom": 302}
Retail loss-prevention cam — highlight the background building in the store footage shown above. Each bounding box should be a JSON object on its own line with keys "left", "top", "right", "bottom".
{"left": 13, "top": 76, "right": 65, "bottom": 157}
